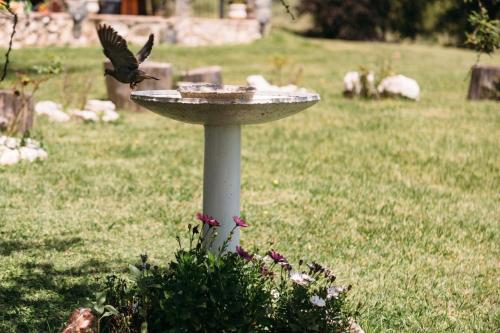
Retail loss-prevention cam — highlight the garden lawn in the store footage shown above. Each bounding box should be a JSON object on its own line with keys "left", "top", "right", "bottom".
{"left": 0, "top": 31, "right": 499, "bottom": 332}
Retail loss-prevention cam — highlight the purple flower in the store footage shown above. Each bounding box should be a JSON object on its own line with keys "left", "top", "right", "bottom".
{"left": 233, "top": 216, "right": 249, "bottom": 228}
{"left": 236, "top": 245, "right": 253, "bottom": 261}
{"left": 268, "top": 250, "right": 286, "bottom": 264}
{"left": 196, "top": 213, "right": 220, "bottom": 227}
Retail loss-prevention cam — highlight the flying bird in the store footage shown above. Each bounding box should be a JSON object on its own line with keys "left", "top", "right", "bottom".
{"left": 97, "top": 24, "right": 159, "bottom": 89}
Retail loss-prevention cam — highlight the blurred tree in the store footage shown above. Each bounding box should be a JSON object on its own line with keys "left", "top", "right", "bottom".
{"left": 296, "top": 0, "right": 391, "bottom": 40}
{"left": 296, "top": 0, "right": 499, "bottom": 44}
{"left": 436, "top": 0, "right": 499, "bottom": 46}
{"left": 387, "top": 0, "right": 435, "bottom": 39}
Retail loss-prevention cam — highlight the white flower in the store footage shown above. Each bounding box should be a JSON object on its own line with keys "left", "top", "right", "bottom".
{"left": 327, "top": 285, "right": 348, "bottom": 300}
{"left": 271, "top": 289, "right": 280, "bottom": 300}
{"left": 310, "top": 295, "right": 326, "bottom": 307}
{"left": 290, "top": 272, "right": 315, "bottom": 285}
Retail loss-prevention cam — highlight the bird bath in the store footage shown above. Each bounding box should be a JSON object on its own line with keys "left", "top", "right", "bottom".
{"left": 131, "top": 90, "right": 320, "bottom": 252}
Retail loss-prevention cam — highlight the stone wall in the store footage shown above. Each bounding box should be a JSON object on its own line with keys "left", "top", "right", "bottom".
{"left": 0, "top": 13, "right": 262, "bottom": 48}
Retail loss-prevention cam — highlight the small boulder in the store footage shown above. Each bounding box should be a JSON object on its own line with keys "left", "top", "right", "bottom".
{"left": 343, "top": 71, "right": 361, "bottom": 96}
{"left": 247, "top": 75, "right": 275, "bottom": 91}
{"left": 35, "top": 101, "right": 70, "bottom": 122}
{"left": 0, "top": 147, "right": 20, "bottom": 166}
{"left": 84, "top": 100, "right": 120, "bottom": 123}
{"left": 85, "top": 99, "right": 116, "bottom": 113}
{"left": 343, "top": 71, "right": 376, "bottom": 97}
{"left": 102, "top": 109, "right": 120, "bottom": 123}
{"left": 247, "top": 75, "right": 309, "bottom": 93}
{"left": 70, "top": 109, "right": 100, "bottom": 122}
{"left": 19, "top": 146, "right": 47, "bottom": 162}
{"left": 377, "top": 75, "right": 420, "bottom": 100}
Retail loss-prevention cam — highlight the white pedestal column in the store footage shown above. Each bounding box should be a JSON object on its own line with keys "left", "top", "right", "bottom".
{"left": 203, "top": 125, "right": 241, "bottom": 253}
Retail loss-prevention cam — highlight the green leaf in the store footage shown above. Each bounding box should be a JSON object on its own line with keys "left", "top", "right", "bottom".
{"left": 104, "top": 305, "right": 119, "bottom": 315}
{"left": 129, "top": 264, "right": 142, "bottom": 278}
{"left": 141, "top": 321, "right": 148, "bottom": 333}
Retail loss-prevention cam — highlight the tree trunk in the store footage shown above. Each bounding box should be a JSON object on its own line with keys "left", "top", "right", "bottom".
{"left": 104, "top": 61, "right": 173, "bottom": 112}
{"left": 467, "top": 64, "right": 500, "bottom": 100}
{"left": 180, "top": 66, "right": 223, "bottom": 86}
{"left": 0, "top": 89, "right": 34, "bottom": 134}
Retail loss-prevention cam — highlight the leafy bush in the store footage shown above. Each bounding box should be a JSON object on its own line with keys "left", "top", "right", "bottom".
{"left": 91, "top": 215, "right": 355, "bottom": 332}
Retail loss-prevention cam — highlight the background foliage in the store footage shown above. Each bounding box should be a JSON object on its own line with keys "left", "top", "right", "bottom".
{"left": 296, "top": 0, "right": 500, "bottom": 45}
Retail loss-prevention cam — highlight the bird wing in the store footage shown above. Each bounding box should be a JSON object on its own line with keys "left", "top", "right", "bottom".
{"left": 136, "top": 34, "right": 154, "bottom": 64}
{"left": 97, "top": 24, "right": 138, "bottom": 70}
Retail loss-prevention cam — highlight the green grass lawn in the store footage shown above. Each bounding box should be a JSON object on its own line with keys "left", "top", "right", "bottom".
{"left": 1, "top": 31, "right": 499, "bottom": 332}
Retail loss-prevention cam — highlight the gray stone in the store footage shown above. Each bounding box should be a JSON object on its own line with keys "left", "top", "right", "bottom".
{"left": 131, "top": 90, "right": 320, "bottom": 125}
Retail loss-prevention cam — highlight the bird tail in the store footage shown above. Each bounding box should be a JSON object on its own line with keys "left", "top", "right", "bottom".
{"left": 144, "top": 75, "right": 159, "bottom": 81}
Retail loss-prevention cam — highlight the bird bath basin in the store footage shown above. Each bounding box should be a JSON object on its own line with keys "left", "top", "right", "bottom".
{"left": 131, "top": 89, "right": 320, "bottom": 252}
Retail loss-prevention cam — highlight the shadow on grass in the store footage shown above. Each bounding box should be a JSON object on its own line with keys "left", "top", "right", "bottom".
{"left": 0, "top": 237, "right": 84, "bottom": 256}
{"left": 0, "top": 238, "right": 115, "bottom": 332}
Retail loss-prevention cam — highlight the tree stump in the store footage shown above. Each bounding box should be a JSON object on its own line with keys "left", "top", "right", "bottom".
{"left": 0, "top": 89, "right": 34, "bottom": 134}
{"left": 467, "top": 64, "right": 500, "bottom": 100}
{"left": 180, "top": 66, "right": 223, "bottom": 86}
{"left": 104, "top": 61, "right": 173, "bottom": 111}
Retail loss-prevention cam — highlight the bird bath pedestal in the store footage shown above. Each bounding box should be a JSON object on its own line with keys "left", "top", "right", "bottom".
{"left": 131, "top": 90, "right": 320, "bottom": 252}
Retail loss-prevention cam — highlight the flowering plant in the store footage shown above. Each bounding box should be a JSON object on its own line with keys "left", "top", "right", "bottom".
{"left": 87, "top": 214, "right": 356, "bottom": 333}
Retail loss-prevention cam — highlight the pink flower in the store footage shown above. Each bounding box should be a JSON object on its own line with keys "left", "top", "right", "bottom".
{"left": 233, "top": 216, "right": 248, "bottom": 228}
{"left": 236, "top": 245, "right": 253, "bottom": 261}
{"left": 196, "top": 213, "right": 220, "bottom": 227}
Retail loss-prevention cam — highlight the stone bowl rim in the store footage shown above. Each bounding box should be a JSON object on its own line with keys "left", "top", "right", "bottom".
{"left": 130, "top": 90, "right": 321, "bottom": 106}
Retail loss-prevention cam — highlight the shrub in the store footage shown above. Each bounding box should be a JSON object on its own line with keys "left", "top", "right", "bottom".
{"left": 90, "top": 215, "right": 355, "bottom": 332}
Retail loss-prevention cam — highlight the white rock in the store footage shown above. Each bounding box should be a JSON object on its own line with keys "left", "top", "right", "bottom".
{"left": 35, "top": 101, "right": 70, "bottom": 122}
{"left": 70, "top": 109, "right": 99, "bottom": 122}
{"left": 247, "top": 75, "right": 308, "bottom": 93}
{"left": 366, "top": 72, "right": 375, "bottom": 85}
{"left": 377, "top": 75, "right": 420, "bottom": 100}
{"left": 36, "top": 148, "right": 48, "bottom": 160}
{"left": 85, "top": 99, "right": 116, "bottom": 113}
{"left": 4, "top": 137, "right": 18, "bottom": 149}
{"left": 0, "top": 148, "right": 20, "bottom": 165}
{"left": 19, "top": 147, "right": 40, "bottom": 162}
{"left": 101, "top": 109, "right": 120, "bottom": 123}
{"left": 343, "top": 71, "right": 361, "bottom": 95}
{"left": 24, "top": 138, "right": 41, "bottom": 149}
{"left": 247, "top": 75, "right": 275, "bottom": 91}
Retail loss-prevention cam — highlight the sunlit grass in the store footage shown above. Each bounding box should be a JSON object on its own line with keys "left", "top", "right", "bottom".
{"left": 0, "top": 31, "right": 499, "bottom": 332}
